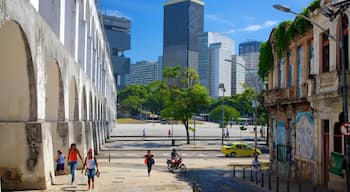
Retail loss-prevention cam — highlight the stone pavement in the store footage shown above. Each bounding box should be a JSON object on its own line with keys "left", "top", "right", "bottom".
{"left": 20, "top": 156, "right": 269, "bottom": 192}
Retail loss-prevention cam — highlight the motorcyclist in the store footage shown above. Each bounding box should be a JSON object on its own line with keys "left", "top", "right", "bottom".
{"left": 170, "top": 148, "right": 180, "bottom": 167}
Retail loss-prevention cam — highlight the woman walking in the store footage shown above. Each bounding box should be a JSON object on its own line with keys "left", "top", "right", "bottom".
{"left": 68, "top": 143, "right": 83, "bottom": 185}
{"left": 82, "top": 148, "right": 99, "bottom": 190}
{"left": 144, "top": 150, "right": 154, "bottom": 177}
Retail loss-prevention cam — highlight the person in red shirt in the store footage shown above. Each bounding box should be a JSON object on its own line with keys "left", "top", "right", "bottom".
{"left": 144, "top": 150, "right": 154, "bottom": 177}
{"left": 68, "top": 143, "right": 83, "bottom": 185}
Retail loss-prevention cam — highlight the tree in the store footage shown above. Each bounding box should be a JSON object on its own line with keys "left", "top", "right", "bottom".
{"left": 209, "top": 105, "right": 240, "bottom": 125}
{"left": 117, "top": 84, "right": 148, "bottom": 118}
{"left": 160, "top": 66, "right": 210, "bottom": 144}
{"left": 144, "top": 81, "right": 165, "bottom": 115}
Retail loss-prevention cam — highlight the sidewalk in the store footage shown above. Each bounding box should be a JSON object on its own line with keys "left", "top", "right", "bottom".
{"left": 44, "top": 159, "right": 192, "bottom": 192}
{"left": 231, "top": 168, "right": 331, "bottom": 192}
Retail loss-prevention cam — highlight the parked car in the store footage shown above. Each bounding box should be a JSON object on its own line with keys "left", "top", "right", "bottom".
{"left": 221, "top": 142, "right": 261, "bottom": 157}
{"left": 160, "top": 119, "right": 168, "bottom": 124}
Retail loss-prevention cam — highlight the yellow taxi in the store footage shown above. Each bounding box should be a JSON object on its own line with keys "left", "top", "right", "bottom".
{"left": 221, "top": 142, "right": 262, "bottom": 157}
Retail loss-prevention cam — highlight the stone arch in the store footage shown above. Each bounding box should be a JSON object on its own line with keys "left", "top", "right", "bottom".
{"left": 81, "top": 86, "right": 87, "bottom": 121}
{"left": 69, "top": 78, "right": 79, "bottom": 121}
{"left": 0, "top": 21, "right": 37, "bottom": 121}
{"left": 46, "top": 60, "right": 65, "bottom": 121}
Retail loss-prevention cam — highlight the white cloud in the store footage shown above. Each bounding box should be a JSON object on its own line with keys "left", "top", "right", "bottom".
{"left": 223, "top": 29, "right": 236, "bottom": 34}
{"left": 242, "top": 20, "right": 278, "bottom": 32}
{"left": 205, "top": 14, "right": 234, "bottom": 27}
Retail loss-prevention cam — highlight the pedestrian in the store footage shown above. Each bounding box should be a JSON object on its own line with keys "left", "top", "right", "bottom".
{"left": 68, "top": 143, "right": 83, "bottom": 185}
{"left": 251, "top": 155, "right": 261, "bottom": 182}
{"left": 226, "top": 128, "right": 230, "bottom": 138}
{"left": 55, "top": 150, "right": 67, "bottom": 175}
{"left": 168, "top": 128, "right": 171, "bottom": 137}
{"left": 143, "top": 128, "right": 146, "bottom": 137}
{"left": 144, "top": 150, "right": 154, "bottom": 177}
{"left": 82, "top": 148, "right": 100, "bottom": 191}
{"left": 260, "top": 126, "right": 264, "bottom": 138}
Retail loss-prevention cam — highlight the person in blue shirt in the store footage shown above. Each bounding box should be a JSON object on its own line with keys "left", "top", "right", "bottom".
{"left": 55, "top": 150, "right": 67, "bottom": 175}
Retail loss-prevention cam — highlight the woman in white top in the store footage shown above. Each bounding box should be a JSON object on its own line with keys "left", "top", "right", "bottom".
{"left": 82, "top": 148, "right": 99, "bottom": 190}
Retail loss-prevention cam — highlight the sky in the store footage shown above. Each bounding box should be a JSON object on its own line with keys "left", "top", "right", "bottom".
{"left": 99, "top": 0, "right": 313, "bottom": 63}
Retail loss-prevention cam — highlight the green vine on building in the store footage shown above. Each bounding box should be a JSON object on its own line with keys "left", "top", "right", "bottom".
{"left": 258, "top": 0, "right": 320, "bottom": 80}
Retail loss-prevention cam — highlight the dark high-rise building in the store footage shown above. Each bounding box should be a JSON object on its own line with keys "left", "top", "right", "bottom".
{"left": 102, "top": 14, "right": 131, "bottom": 90}
{"left": 163, "top": 0, "right": 204, "bottom": 72}
{"left": 238, "top": 40, "right": 263, "bottom": 92}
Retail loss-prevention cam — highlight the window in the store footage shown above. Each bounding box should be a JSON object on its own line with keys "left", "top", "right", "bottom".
{"left": 288, "top": 51, "right": 293, "bottom": 87}
{"left": 322, "top": 33, "right": 330, "bottom": 73}
{"left": 297, "top": 46, "right": 303, "bottom": 97}
{"left": 309, "top": 41, "right": 314, "bottom": 75}
{"left": 279, "top": 57, "right": 284, "bottom": 88}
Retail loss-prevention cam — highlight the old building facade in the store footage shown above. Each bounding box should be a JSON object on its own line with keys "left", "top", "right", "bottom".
{"left": 0, "top": 0, "right": 116, "bottom": 190}
{"left": 264, "top": 0, "right": 350, "bottom": 191}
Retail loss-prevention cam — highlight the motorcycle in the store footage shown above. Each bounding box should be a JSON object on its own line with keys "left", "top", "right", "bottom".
{"left": 166, "top": 157, "right": 187, "bottom": 173}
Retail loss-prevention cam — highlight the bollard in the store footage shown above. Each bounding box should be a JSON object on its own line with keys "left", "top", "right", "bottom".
{"left": 298, "top": 183, "right": 301, "bottom": 192}
{"left": 287, "top": 179, "right": 290, "bottom": 192}
{"left": 193, "top": 182, "right": 196, "bottom": 192}
{"left": 256, "top": 172, "right": 258, "bottom": 185}
{"left": 250, "top": 169, "right": 253, "bottom": 182}
{"left": 268, "top": 174, "right": 271, "bottom": 190}
{"left": 108, "top": 153, "right": 111, "bottom": 163}
{"left": 261, "top": 173, "right": 264, "bottom": 188}
{"left": 233, "top": 165, "right": 236, "bottom": 177}
{"left": 276, "top": 176, "right": 279, "bottom": 192}
{"left": 243, "top": 168, "right": 246, "bottom": 180}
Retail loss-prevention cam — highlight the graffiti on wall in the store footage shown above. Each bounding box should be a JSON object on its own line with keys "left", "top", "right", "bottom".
{"left": 296, "top": 112, "right": 314, "bottom": 160}
{"left": 295, "top": 159, "right": 314, "bottom": 181}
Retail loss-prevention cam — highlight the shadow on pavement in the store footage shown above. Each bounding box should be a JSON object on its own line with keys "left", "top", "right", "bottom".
{"left": 174, "top": 168, "right": 261, "bottom": 192}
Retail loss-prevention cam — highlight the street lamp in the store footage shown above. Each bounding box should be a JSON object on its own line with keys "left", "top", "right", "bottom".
{"left": 219, "top": 83, "right": 226, "bottom": 145}
{"left": 273, "top": 3, "right": 350, "bottom": 190}
{"left": 225, "top": 58, "right": 261, "bottom": 151}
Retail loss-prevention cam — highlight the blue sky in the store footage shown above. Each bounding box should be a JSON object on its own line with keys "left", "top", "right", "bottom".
{"left": 99, "top": 0, "right": 312, "bottom": 63}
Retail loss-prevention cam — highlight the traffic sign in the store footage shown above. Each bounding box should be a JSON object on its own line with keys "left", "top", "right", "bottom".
{"left": 340, "top": 122, "right": 350, "bottom": 135}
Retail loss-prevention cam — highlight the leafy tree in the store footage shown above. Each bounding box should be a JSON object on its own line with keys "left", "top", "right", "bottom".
{"left": 144, "top": 81, "right": 165, "bottom": 115}
{"left": 160, "top": 66, "right": 210, "bottom": 144}
{"left": 117, "top": 84, "right": 148, "bottom": 117}
{"left": 209, "top": 105, "right": 240, "bottom": 125}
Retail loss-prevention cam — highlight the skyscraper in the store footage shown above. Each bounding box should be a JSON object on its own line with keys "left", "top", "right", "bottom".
{"left": 231, "top": 55, "right": 246, "bottom": 95}
{"left": 239, "top": 41, "right": 263, "bottom": 92}
{"left": 199, "top": 32, "right": 235, "bottom": 97}
{"left": 163, "top": 0, "right": 204, "bottom": 72}
{"left": 126, "top": 61, "right": 161, "bottom": 86}
{"left": 102, "top": 13, "right": 131, "bottom": 90}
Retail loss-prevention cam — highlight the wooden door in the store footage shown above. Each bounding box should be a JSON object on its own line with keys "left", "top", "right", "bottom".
{"left": 323, "top": 133, "right": 329, "bottom": 183}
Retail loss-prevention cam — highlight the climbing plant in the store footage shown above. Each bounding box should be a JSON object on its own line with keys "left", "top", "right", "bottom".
{"left": 258, "top": 0, "right": 320, "bottom": 79}
{"left": 258, "top": 41, "right": 274, "bottom": 79}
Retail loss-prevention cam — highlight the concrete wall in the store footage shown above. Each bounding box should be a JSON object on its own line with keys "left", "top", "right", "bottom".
{"left": 0, "top": 0, "right": 116, "bottom": 190}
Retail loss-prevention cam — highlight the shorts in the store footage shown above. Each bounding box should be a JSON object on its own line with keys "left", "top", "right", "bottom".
{"left": 56, "top": 163, "right": 64, "bottom": 171}
{"left": 87, "top": 168, "right": 96, "bottom": 179}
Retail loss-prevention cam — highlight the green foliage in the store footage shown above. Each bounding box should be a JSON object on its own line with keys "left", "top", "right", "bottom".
{"left": 209, "top": 105, "right": 240, "bottom": 124}
{"left": 258, "top": 41, "right": 274, "bottom": 79}
{"left": 258, "top": 0, "right": 320, "bottom": 79}
{"left": 274, "top": 21, "right": 293, "bottom": 57}
{"left": 160, "top": 66, "right": 211, "bottom": 144}
{"left": 117, "top": 84, "right": 148, "bottom": 117}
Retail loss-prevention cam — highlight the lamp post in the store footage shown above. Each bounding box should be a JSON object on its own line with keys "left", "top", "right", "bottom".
{"left": 219, "top": 83, "right": 226, "bottom": 145}
{"left": 225, "top": 59, "right": 262, "bottom": 152}
{"left": 273, "top": 2, "right": 350, "bottom": 190}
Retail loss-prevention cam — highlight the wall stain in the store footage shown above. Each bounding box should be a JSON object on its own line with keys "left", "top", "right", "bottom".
{"left": 25, "top": 123, "right": 42, "bottom": 171}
